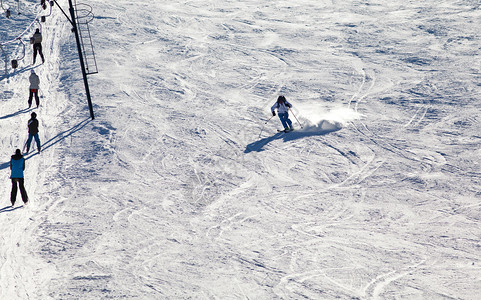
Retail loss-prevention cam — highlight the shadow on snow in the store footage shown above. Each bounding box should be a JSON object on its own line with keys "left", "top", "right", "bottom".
{"left": 245, "top": 120, "right": 342, "bottom": 153}
{"left": 0, "top": 65, "right": 42, "bottom": 83}
{"left": 0, "top": 107, "right": 35, "bottom": 120}
{"left": 0, "top": 118, "right": 92, "bottom": 170}
{"left": 0, "top": 205, "right": 24, "bottom": 213}
{"left": 37, "top": 117, "right": 92, "bottom": 154}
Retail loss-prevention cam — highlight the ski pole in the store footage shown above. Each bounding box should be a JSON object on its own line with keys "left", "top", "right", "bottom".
{"left": 258, "top": 115, "right": 275, "bottom": 138}
{"left": 289, "top": 108, "right": 303, "bottom": 129}
{"left": 22, "top": 137, "right": 28, "bottom": 153}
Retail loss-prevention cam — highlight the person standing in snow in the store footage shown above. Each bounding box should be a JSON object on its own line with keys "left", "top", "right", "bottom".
{"left": 26, "top": 112, "right": 41, "bottom": 153}
{"left": 271, "top": 95, "right": 294, "bottom": 132}
{"left": 10, "top": 149, "right": 29, "bottom": 207}
{"left": 31, "top": 29, "right": 45, "bottom": 65}
{"left": 28, "top": 69, "right": 40, "bottom": 108}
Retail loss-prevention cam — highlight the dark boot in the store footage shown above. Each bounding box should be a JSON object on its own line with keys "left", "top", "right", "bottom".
{"left": 19, "top": 179, "right": 28, "bottom": 204}
{"left": 11, "top": 179, "right": 18, "bottom": 207}
{"left": 28, "top": 90, "right": 34, "bottom": 108}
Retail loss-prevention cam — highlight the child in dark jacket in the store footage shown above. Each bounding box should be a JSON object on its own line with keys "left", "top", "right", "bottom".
{"left": 26, "top": 112, "right": 41, "bottom": 153}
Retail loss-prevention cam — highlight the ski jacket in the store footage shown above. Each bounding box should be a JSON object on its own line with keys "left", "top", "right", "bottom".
{"left": 28, "top": 118, "right": 39, "bottom": 135}
{"left": 271, "top": 100, "right": 292, "bottom": 114}
{"left": 29, "top": 73, "right": 40, "bottom": 89}
{"left": 10, "top": 153, "right": 25, "bottom": 179}
{"left": 32, "top": 32, "right": 42, "bottom": 44}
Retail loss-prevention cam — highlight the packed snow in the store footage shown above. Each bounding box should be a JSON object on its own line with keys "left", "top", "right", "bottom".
{"left": 1, "top": 0, "right": 481, "bottom": 299}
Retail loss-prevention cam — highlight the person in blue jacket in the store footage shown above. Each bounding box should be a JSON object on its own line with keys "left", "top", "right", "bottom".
{"left": 10, "top": 149, "right": 29, "bottom": 206}
{"left": 271, "top": 95, "right": 294, "bottom": 131}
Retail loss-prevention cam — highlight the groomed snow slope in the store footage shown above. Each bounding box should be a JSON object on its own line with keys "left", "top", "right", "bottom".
{"left": 1, "top": 0, "right": 481, "bottom": 299}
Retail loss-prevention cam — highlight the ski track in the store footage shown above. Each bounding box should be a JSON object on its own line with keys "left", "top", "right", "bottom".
{"left": 1, "top": 1, "right": 70, "bottom": 299}
{"left": 1, "top": 0, "right": 481, "bottom": 299}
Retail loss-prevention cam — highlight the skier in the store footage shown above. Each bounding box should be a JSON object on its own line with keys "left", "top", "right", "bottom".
{"left": 10, "top": 149, "right": 29, "bottom": 207}
{"left": 41, "top": 0, "right": 47, "bottom": 9}
{"left": 31, "top": 29, "right": 45, "bottom": 64}
{"left": 271, "top": 95, "right": 294, "bottom": 132}
{"left": 26, "top": 112, "right": 41, "bottom": 153}
{"left": 28, "top": 69, "right": 40, "bottom": 108}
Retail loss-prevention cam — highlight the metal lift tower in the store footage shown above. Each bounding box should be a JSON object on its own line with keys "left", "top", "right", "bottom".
{"left": 53, "top": 0, "right": 98, "bottom": 120}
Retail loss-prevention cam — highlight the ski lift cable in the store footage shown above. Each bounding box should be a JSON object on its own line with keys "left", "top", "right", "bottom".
{"left": 0, "top": 44, "right": 5, "bottom": 59}
{"left": 0, "top": 5, "right": 43, "bottom": 46}
{"left": 50, "top": 0, "right": 73, "bottom": 26}
{"left": 15, "top": 37, "right": 26, "bottom": 61}
{"left": 0, "top": 44, "right": 7, "bottom": 71}
{"left": 43, "top": 0, "right": 53, "bottom": 17}
{"left": 36, "top": 17, "right": 42, "bottom": 31}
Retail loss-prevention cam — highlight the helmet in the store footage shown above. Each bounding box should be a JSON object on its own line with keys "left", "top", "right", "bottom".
{"left": 31, "top": 112, "right": 37, "bottom": 118}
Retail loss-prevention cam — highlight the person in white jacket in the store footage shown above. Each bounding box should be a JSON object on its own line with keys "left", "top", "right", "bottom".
{"left": 28, "top": 69, "right": 40, "bottom": 108}
{"left": 271, "top": 95, "right": 294, "bottom": 131}
{"left": 31, "top": 28, "right": 45, "bottom": 64}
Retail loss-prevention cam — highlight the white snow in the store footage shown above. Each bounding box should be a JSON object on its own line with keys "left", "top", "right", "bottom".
{"left": 1, "top": 0, "right": 481, "bottom": 299}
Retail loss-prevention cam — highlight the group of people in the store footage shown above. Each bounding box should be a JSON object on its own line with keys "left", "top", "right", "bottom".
{"left": 9, "top": 14, "right": 295, "bottom": 207}
{"left": 29, "top": 27, "right": 45, "bottom": 107}
{"left": 9, "top": 27, "right": 45, "bottom": 207}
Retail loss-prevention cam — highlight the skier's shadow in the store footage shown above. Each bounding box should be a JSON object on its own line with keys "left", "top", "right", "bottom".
{"left": 0, "top": 205, "right": 23, "bottom": 213}
{"left": 0, "top": 107, "right": 34, "bottom": 120}
{"left": 244, "top": 120, "right": 342, "bottom": 153}
{"left": 36, "top": 117, "right": 92, "bottom": 154}
{"left": 0, "top": 65, "right": 40, "bottom": 83}
{"left": 244, "top": 132, "right": 285, "bottom": 153}
{"left": 0, "top": 118, "right": 92, "bottom": 169}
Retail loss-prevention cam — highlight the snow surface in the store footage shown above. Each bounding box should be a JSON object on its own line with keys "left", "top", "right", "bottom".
{"left": 1, "top": 0, "right": 481, "bottom": 299}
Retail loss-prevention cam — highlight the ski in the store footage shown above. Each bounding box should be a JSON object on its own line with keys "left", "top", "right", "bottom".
{"left": 277, "top": 129, "right": 294, "bottom": 133}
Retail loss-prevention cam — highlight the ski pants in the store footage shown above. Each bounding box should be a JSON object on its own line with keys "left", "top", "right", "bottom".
{"left": 26, "top": 133, "right": 41, "bottom": 152}
{"left": 33, "top": 43, "right": 45, "bottom": 63}
{"left": 28, "top": 89, "right": 40, "bottom": 107}
{"left": 11, "top": 178, "right": 28, "bottom": 205}
{"left": 278, "top": 112, "right": 293, "bottom": 130}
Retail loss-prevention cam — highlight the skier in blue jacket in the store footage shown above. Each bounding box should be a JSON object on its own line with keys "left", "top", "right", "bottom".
{"left": 10, "top": 149, "right": 28, "bottom": 206}
{"left": 271, "top": 95, "right": 294, "bottom": 132}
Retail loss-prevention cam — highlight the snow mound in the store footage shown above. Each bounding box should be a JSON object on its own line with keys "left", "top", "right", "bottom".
{"left": 295, "top": 102, "right": 362, "bottom": 132}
